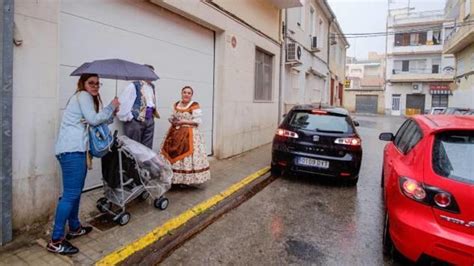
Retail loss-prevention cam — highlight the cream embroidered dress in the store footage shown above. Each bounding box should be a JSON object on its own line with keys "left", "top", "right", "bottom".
{"left": 161, "top": 101, "right": 210, "bottom": 185}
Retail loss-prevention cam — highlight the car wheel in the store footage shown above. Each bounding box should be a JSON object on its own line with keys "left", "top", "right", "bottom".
{"left": 271, "top": 165, "right": 282, "bottom": 176}
{"left": 383, "top": 210, "right": 403, "bottom": 261}
{"left": 380, "top": 167, "right": 384, "bottom": 188}
{"left": 382, "top": 210, "right": 393, "bottom": 255}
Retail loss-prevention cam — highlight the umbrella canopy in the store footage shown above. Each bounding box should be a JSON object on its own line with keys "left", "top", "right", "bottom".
{"left": 70, "top": 59, "right": 159, "bottom": 81}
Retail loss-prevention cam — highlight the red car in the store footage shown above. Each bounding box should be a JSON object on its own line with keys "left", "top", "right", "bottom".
{"left": 379, "top": 115, "right": 474, "bottom": 265}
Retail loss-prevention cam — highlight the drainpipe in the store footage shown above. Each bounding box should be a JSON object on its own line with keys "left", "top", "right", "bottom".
{"left": 278, "top": 9, "right": 288, "bottom": 123}
{"left": 327, "top": 19, "right": 333, "bottom": 105}
{"left": 0, "top": 0, "right": 14, "bottom": 245}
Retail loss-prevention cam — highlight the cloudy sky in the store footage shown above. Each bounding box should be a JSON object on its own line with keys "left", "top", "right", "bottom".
{"left": 328, "top": 0, "right": 447, "bottom": 59}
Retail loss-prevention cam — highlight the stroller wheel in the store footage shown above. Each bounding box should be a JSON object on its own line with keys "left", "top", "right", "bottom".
{"left": 154, "top": 197, "right": 169, "bottom": 210}
{"left": 118, "top": 212, "right": 131, "bottom": 226}
{"left": 140, "top": 191, "right": 150, "bottom": 201}
{"left": 96, "top": 197, "right": 110, "bottom": 213}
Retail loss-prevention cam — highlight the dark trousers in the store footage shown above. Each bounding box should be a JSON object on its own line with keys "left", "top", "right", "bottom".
{"left": 123, "top": 119, "right": 155, "bottom": 149}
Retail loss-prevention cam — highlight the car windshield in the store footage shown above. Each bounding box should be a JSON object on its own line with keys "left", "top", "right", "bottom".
{"left": 288, "top": 111, "right": 352, "bottom": 133}
{"left": 433, "top": 131, "right": 474, "bottom": 184}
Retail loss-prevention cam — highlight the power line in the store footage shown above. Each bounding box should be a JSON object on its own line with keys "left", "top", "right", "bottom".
{"left": 331, "top": 20, "right": 474, "bottom": 39}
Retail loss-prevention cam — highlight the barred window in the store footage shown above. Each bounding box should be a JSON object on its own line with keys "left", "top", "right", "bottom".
{"left": 254, "top": 49, "right": 273, "bottom": 101}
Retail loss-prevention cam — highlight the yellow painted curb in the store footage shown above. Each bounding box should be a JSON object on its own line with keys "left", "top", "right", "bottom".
{"left": 96, "top": 166, "right": 270, "bottom": 266}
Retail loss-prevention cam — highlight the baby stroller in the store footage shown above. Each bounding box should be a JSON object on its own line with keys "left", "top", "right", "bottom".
{"left": 97, "top": 134, "right": 172, "bottom": 225}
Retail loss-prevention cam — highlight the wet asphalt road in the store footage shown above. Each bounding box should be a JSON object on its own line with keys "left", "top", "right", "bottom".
{"left": 162, "top": 115, "right": 406, "bottom": 266}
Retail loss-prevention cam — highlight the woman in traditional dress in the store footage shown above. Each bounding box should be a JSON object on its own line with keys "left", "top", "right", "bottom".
{"left": 161, "top": 86, "right": 210, "bottom": 185}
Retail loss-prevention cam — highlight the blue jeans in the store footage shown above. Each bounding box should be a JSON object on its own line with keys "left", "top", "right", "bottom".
{"left": 52, "top": 152, "right": 87, "bottom": 240}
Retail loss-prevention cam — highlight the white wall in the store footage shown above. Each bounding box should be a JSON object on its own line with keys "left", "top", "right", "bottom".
{"left": 152, "top": 0, "right": 281, "bottom": 158}
{"left": 12, "top": 0, "right": 60, "bottom": 229}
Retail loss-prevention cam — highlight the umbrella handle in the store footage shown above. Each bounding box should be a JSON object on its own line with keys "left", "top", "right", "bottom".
{"left": 115, "top": 79, "right": 118, "bottom": 97}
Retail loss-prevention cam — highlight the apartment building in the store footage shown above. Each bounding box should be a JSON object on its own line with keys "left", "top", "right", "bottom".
{"left": 444, "top": 0, "right": 474, "bottom": 107}
{"left": 283, "top": 0, "right": 348, "bottom": 112}
{"left": 385, "top": 8, "right": 455, "bottom": 115}
{"left": 344, "top": 52, "right": 385, "bottom": 114}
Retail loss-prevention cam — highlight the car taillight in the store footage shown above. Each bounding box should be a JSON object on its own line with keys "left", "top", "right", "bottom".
{"left": 400, "top": 177, "right": 426, "bottom": 200}
{"left": 276, "top": 129, "right": 299, "bottom": 139}
{"left": 311, "top": 110, "right": 327, "bottom": 115}
{"left": 334, "top": 137, "right": 361, "bottom": 146}
{"left": 434, "top": 192, "right": 451, "bottom": 208}
{"left": 398, "top": 177, "right": 460, "bottom": 213}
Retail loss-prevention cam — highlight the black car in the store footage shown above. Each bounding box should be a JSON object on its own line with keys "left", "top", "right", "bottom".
{"left": 271, "top": 105, "right": 362, "bottom": 185}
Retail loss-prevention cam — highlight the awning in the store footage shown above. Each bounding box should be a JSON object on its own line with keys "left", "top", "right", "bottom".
{"left": 430, "top": 89, "right": 452, "bottom": 95}
{"left": 430, "top": 84, "right": 452, "bottom": 95}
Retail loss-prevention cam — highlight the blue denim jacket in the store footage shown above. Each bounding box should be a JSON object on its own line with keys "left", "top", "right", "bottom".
{"left": 55, "top": 91, "right": 115, "bottom": 155}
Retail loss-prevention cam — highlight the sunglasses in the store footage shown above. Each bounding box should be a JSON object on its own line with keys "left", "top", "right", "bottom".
{"left": 87, "top": 81, "right": 103, "bottom": 87}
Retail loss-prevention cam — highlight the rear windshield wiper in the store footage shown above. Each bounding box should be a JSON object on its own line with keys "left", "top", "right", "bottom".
{"left": 316, "top": 128, "right": 345, "bottom": 134}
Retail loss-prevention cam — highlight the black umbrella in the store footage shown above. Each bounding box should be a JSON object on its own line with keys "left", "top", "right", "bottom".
{"left": 70, "top": 58, "right": 159, "bottom": 95}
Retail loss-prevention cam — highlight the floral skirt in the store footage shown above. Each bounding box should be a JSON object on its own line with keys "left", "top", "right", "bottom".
{"left": 162, "top": 128, "right": 210, "bottom": 185}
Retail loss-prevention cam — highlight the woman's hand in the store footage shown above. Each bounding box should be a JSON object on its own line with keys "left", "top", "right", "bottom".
{"left": 111, "top": 97, "right": 120, "bottom": 109}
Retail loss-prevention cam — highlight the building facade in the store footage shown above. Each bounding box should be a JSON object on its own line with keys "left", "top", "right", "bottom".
{"left": 385, "top": 8, "right": 455, "bottom": 116}
{"left": 444, "top": 0, "right": 474, "bottom": 107}
{"left": 283, "top": 0, "right": 347, "bottom": 113}
{"left": 4, "top": 0, "right": 302, "bottom": 239}
{"left": 344, "top": 53, "right": 386, "bottom": 114}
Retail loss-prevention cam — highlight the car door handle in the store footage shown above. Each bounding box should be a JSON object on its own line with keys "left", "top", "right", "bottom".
{"left": 388, "top": 161, "right": 393, "bottom": 167}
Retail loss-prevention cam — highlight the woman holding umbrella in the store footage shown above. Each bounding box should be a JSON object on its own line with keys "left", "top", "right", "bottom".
{"left": 48, "top": 74, "right": 120, "bottom": 255}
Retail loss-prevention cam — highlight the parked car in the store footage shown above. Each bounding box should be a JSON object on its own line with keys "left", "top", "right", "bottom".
{"left": 441, "top": 107, "right": 473, "bottom": 115}
{"left": 271, "top": 105, "right": 362, "bottom": 185}
{"left": 379, "top": 115, "right": 474, "bottom": 265}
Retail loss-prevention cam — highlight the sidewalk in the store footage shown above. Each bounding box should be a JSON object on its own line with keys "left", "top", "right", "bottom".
{"left": 0, "top": 144, "right": 272, "bottom": 265}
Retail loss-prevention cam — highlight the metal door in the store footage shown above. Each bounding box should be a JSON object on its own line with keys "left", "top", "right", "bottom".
{"left": 355, "top": 95, "right": 378, "bottom": 114}
{"left": 406, "top": 94, "right": 426, "bottom": 116}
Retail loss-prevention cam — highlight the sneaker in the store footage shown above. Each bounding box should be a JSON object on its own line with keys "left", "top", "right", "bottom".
{"left": 65, "top": 225, "right": 93, "bottom": 240}
{"left": 46, "top": 239, "right": 79, "bottom": 255}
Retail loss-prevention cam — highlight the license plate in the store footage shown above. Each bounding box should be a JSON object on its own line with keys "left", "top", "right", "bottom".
{"left": 297, "top": 157, "right": 329, "bottom": 169}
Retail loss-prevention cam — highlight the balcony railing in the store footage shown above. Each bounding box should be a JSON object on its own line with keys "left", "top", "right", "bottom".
{"left": 392, "top": 69, "right": 437, "bottom": 74}
{"left": 393, "top": 10, "right": 445, "bottom": 23}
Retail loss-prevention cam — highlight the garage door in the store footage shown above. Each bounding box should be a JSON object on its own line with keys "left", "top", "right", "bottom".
{"left": 355, "top": 95, "right": 378, "bottom": 114}
{"left": 406, "top": 94, "right": 425, "bottom": 116}
{"left": 59, "top": 1, "right": 215, "bottom": 189}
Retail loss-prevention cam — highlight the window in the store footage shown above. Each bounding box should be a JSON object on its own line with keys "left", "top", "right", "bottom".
{"left": 395, "top": 33, "right": 410, "bottom": 46}
{"left": 394, "top": 120, "right": 411, "bottom": 147}
{"left": 433, "top": 131, "right": 474, "bottom": 184}
{"left": 254, "top": 49, "right": 273, "bottom": 101}
{"left": 402, "top": 60, "right": 409, "bottom": 72}
{"left": 432, "top": 95, "right": 449, "bottom": 107}
{"left": 319, "top": 19, "right": 325, "bottom": 48}
{"left": 288, "top": 111, "right": 353, "bottom": 134}
{"left": 432, "top": 58, "right": 441, "bottom": 73}
{"left": 395, "top": 120, "right": 422, "bottom": 154}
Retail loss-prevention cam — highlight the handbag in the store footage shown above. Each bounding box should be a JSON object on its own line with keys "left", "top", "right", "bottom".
{"left": 88, "top": 123, "right": 113, "bottom": 158}
{"left": 74, "top": 93, "right": 113, "bottom": 158}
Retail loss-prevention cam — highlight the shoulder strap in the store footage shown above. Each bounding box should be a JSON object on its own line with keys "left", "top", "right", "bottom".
{"left": 133, "top": 81, "right": 141, "bottom": 91}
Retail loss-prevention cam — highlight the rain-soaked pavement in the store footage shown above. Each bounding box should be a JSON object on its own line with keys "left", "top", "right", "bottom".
{"left": 162, "top": 115, "right": 406, "bottom": 266}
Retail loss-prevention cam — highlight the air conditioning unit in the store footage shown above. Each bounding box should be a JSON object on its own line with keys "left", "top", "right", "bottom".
{"left": 310, "top": 36, "right": 319, "bottom": 52}
{"left": 412, "top": 83, "right": 423, "bottom": 92}
{"left": 286, "top": 42, "right": 303, "bottom": 64}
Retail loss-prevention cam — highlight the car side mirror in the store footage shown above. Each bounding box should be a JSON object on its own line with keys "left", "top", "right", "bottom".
{"left": 353, "top": 120, "right": 360, "bottom": 127}
{"left": 379, "top": 132, "right": 394, "bottom": 141}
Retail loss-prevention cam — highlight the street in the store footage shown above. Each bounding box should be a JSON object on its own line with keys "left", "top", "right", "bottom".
{"left": 162, "top": 115, "right": 406, "bottom": 265}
